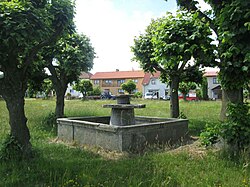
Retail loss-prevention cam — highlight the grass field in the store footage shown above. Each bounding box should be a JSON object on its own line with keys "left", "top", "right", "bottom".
{"left": 0, "top": 98, "right": 249, "bottom": 186}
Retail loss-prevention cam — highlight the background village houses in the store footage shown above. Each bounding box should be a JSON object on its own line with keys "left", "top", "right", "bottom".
{"left": 65, "top": 69, "right": 220, "bottom": 100}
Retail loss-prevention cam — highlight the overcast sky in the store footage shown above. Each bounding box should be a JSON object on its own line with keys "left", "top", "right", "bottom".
{"left": 74, "top": 0, "right": 211, "bottom": 73}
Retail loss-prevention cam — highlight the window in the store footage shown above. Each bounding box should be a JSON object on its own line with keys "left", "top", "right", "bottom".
{"left": 104, "top": 80, "right": 112, "bottom": 84}
{"left": 213, "top": 77, "right": 219, "bottom": 84}
{"left": 118, "top": 89, "right": 124, "bottom": 94}
{"left": 133, "top": 79, "right": 138, "bottom": 83}
{"left": 117, "top": 79, "right": 125, "bottom": 86}
{"left": 94, "top": 80, "right": 100, "bottom": 85}
{"left": 151, "top": 79, "right": 156, "bottom": 85}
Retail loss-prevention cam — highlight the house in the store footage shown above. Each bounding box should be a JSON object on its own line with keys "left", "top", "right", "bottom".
{"left": 65, "top": 72, "right": 93, "bottom": 98}
{"left": 204, "top": 71, "right": 222, "bottom": 99}
{"left": 90, "top": 70, "right": 145, "bottom": 95}
{"left": 142, "top": 71, "right": 169, "bottom": 99}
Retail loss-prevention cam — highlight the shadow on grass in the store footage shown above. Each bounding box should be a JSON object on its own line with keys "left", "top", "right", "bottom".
{"left": 0, "top": 142, "right": 181, "bottom": 187}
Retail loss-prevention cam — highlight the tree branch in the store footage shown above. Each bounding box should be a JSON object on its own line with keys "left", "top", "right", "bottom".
{"left": 22, "top": 26, "right": 64, "bottom": 79}
{"left": 174, "top": 0, "right": 218, "bottom": 35}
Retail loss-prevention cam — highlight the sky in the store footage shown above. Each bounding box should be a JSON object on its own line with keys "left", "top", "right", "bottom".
{"left": 74, "top": 0, "right": 212, "bottom": 73}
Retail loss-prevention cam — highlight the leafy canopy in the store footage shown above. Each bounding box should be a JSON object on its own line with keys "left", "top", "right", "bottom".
{"left": 74, "top": 80, "right": 93, "bottom": 97}
{"left": 121, "top": 80, "right": 136, "bottom": 94}
{"left": 132, "top": 10, "right": 216, "bottom": 83}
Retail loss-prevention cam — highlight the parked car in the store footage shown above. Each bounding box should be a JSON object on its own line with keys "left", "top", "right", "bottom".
{"left": 162, "top": 95, "right": 171, "bottom": 100}
{"left": 101, "top": 92, "right": 116, "bottom": 100}
{"left": 144, "top": 92, "right": 157, "bottom": 99}
{"left": 178, "top": 93, "right": 198, "bottom": 101}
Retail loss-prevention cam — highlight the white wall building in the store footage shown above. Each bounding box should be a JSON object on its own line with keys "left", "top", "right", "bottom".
{"left": 204, "top": 71, "right": 221, "bottom": 99}
{"left": 142, "top": 71, "right": 169, "bottom": 99}
{"left": 65, "top": 72, "right": 92, "bottom": 98}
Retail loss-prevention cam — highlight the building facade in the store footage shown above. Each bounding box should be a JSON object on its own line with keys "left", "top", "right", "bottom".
{"left": 142, "top": 71, "right": 169, "bottom": 99}
{"left": 204, "top": 71, "right": 222, "bottom": 99}
{"left": 65, "top": 72, "right": 92, "bottom": 98}
{"left": 90, "top": 70, "right": 145, "bottom": 95}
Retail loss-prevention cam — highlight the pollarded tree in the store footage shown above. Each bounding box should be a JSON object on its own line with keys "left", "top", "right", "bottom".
{"left": 44, "top": 33, "right": 95, "bottom": 118}
{"left": 132, "top": 10, "right": 215, "bottom": 117}
{"left": 0, "top": 0, "right": 74, "bottom": 157}
{"left": 172, "top": 0, "right": 250, "bottom": 120}
{"left": 121, "top": 80, "right": 136, "bottom": 94}
{"left": 74, "top": 80, "right": 93, "bottom": 99}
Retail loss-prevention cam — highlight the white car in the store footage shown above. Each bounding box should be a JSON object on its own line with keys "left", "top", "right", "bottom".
{"left": 145, "top": 92, "right": 157, "bottom": 99}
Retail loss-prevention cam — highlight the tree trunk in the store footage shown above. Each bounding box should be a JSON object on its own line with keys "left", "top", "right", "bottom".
{"left": 220, "top": 88, "right": 243, "bottom": 121}
{"left": 170, "top": 76, "right": 180, "bottom": 118}
{"left": 2, "top": 91, "right": 32, "bottom": 157}
{"left": 55, "top": 85, "right": 67, "bottom": 118}
{"left": 183, "top": 92, "right": 187, "bottom": 101}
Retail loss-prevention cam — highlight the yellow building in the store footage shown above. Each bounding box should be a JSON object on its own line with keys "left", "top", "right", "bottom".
{"left": 90, "top": 70, "right": 145, "bottom": 95}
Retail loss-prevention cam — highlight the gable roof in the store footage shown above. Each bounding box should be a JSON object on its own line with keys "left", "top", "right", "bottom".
{"left": 142, "top": 71, "right": 161, "bottom": 85}
{"left": 90, "top": 70, "right": 145, "bottom": 80}
{"left": 204, "top": 71, "right": 219, "bottom": 77}
{"left": 79, "top": 72, "right": 92, "bottom": 79}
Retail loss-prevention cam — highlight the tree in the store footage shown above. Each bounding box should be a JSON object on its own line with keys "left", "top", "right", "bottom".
{"left": 201, "top": 77, "right": 209, "bottom": 100}
{"left": 179, "top": 82, "right": 196, "bottom": 101}
{"left": 44, "top": 33, "right": 95, "bottom": 118}
{"left": 0, "top": 0, "right": 74, "bottom": 157}
{"left": 74, "top": 80, "right": 93, "bottom": 98}
{"left": 172, "top": 0, "right": 250, "bottom": 120}
{"left": 132, "top": 10, "right": 215, "bottom": 117}
{"left": 90, "top": 86, "right": 102, "bottom": 96}
{"left": 121, "top": 80, "right": 136, "bottom": 94}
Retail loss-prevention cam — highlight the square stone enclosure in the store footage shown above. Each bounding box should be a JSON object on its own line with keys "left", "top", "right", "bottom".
{"left": 57, "top": 116, "right": 188, "bottom": 152}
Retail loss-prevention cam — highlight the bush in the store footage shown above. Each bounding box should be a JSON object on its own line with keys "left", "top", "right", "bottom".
{"left": 42, "top": 112, "right": 57, "bottom": 133}
{"left": 200, "top": 123, "right": 220, "bottom": 147}
{"left": 0, "top": 135, "right": 25, "bottom": 161}
{"left": 134, "top": 92, "right": 142, "bottom": 98}
{"left": 200, "top": 103, "right": 250, "bottom": 152}
{"left": 220, "top": 103, "right": 250, "bottom": 151}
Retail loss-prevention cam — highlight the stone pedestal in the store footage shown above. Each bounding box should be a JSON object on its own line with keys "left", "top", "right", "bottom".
{"left": 102, "top": 94, "right": 145, "bottom": 126}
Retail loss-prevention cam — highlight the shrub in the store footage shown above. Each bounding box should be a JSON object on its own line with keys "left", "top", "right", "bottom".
{"left": 134, "top": 92, "right": 142, "bottom": 98}
{"left": 200, "top": 103, "right": 250, "bottom": 151}
{"left": 42, "top": 112, "right": 57, "bottom": 133}
{"left": 200, "top": 123, "right": 220, "bottom": 147}
{"left": 0, "top": 135, "right": 25, "bottom": 161}
{"left": 220, "top": 103, "right": 250, "bottom": 151}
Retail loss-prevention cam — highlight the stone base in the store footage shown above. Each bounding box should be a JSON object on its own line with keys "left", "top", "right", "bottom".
{"left": 57, "top": 116, "right": 189, "bottom": 152}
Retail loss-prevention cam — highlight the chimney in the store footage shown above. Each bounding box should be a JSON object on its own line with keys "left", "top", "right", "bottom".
{"left": 116, "top": 69, "right": 119, "bottom": 72}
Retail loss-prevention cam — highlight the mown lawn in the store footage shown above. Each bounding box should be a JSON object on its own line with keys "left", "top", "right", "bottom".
{"left": 0, "top": 98, "right": 249, "bottom": 186}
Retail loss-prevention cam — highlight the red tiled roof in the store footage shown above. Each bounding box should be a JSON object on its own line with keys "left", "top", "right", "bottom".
{"left": 79, "top": 72, "right": 92, "bottom": 79}
{"left": 142, "top": 71, "right": 161, "bottom": 85}
{"left": 204, "top": 71, "right": 219, "bottom": 77}
{"left": 90, "top": 70, "right": 145, "bottom": 80}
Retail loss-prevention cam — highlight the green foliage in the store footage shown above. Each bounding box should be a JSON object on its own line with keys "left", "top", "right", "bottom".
{"left": 134, "top": 91, "right": 143, "bottom": 98}
{"left": 90, "top": 86, "right": 101, "bottom": 96}
{"left": 121, "top": 80, "right": 136, "bottom": 94}
{"left": 200, "top": 103, "right": 250, "bottom": 150}
{"left": 217, "top": 1, "right": 250, "bottom": 90}
{"left": 220, "top": 103, "right": 250, "bottom": 151}
{"left": 178, "top": 111, "right": 187, "bottom": 119}
{"left": 201, "top": 77, "right": 209, "bottom": 100}
{"left": 74, "top": 80, "right": 93, "bottom": 97}
{"left": 200, "top": 123, "right": 220, "bottom": 147}
{"left": 0, "top": 135, "right": 24, "bottom": 161}
{"left": 131, "top": 10, "right": 215, "bottom": 117}
{"left": 41, "top": 112, "right": 57, "bottom": 134}
{"left": 131, "top": 10, "right": 216, "bottom": 80}
{"left": 179, "top": 82, "right": 196, "bottom": 99}
{"left": 42, "top": 79, "right": 54, "bottom": 98}
{"left": 1, "top": 100, "right": 249, "bottom": 186}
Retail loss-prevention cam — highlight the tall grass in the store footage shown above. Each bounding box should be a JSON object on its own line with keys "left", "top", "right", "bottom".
{"left": 0, "top": 99, "right": 249, "bottom": 186}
